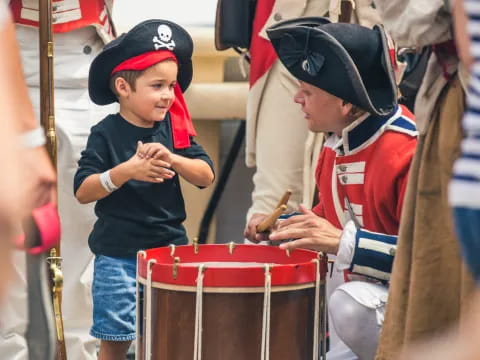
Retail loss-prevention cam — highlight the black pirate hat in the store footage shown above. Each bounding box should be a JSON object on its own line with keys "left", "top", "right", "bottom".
{"left": 89, "top": 19, "right": 194, "bottom": 105}
{"left": 267, "top": 18, "right": 397, "bottom": 116}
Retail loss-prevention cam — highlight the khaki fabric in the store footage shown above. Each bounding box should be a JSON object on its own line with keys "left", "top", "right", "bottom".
{"left": 246, "top": 0, "right": 331, "bottom": 217}
{"left": 374, "top": 0, "right": 452, "bottom": 47}
{"left": 375, "top": 75, "right": 475, "bottom": 360}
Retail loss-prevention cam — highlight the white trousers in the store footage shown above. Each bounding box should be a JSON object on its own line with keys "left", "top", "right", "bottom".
{"left": 0, "top": 25, "right": 116, "bottom": 360}
{"left": 329, "top": 278, "right": 388, "bottom": 360}
{"left": 246, "top": 60, "right": 312, "bottom": 219}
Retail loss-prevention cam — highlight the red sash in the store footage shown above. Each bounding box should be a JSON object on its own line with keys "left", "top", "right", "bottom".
{"left": 249, "top": 0, "right": 277, "bottom": 87}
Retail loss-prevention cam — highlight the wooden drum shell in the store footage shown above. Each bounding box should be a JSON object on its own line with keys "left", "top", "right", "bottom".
{"left": 137, "top": 244, "right": 327, "bottom": 360}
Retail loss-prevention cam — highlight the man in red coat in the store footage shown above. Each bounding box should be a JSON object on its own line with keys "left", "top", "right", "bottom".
{"left": 245, "top": 18, "right": 417, "bottom": 359}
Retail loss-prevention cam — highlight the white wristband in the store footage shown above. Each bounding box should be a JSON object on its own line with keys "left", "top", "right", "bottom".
{"left": 19, "top": 127, "right": 46, "bottom": 148}
{"left": 99, "top": 170, "right": 119, "bottom": 193}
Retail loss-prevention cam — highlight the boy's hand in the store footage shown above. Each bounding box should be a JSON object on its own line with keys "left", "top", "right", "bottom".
{"left": 137, "top": 141, "right": 173, "bottom": 165}
{"left": 125, "top": 141, "right": 175, "bottom": 183}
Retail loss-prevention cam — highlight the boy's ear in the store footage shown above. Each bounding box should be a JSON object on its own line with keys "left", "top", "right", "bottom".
{"left": 115, "top": 77, "right": 130, "bottom": 98}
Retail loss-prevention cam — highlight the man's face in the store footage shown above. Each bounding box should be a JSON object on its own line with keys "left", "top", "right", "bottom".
{"left": 294, "top": 81, "right": 350, "bottom": 135}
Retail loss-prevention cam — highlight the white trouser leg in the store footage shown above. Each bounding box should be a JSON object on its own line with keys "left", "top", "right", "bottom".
{"left": 329, "top": 281, "right": 387, "bottom": 360}
{"left": 247, "top": 61, "right": 309, "bottom": 219}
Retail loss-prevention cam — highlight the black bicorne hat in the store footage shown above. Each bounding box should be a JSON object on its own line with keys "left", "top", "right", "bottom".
{"left": 267, "top": 17, "right": 397, "bottom": 116}
{"left": 89, "top": 19, "right": 194, "bottom": 105}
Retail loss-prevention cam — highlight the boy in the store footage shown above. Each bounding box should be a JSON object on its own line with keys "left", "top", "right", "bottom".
{"left": 244, "top": 18, "right": 417, "bottom": 359}
{"left": 74, "top": 19, "right": 214, "bottom": 360}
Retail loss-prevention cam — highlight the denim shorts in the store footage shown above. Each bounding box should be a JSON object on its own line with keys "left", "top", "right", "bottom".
{"left": 90, "top": 255, "right": 137, "bottom": 341}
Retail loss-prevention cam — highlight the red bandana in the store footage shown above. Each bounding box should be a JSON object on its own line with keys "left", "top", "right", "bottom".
{"left": 112, "top": 51, "right": 196, "bottom": 149}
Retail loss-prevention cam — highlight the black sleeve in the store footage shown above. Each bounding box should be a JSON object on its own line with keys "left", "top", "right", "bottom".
{"left": 175, "top": 137, "right": 215, "bottom": 187}
{"left": 73, "top": 126, "right": 111, "bottom": 194}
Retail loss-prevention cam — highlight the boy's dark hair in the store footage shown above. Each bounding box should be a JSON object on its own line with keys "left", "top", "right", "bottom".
{"left": 109, "top": 70, "right": 146, "bottom": 97}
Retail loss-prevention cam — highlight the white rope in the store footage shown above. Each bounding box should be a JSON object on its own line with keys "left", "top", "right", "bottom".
{"left": 194, "top": 264, "right": 205, "bottom": 360}
{"left": 145, "top": 259, "right": 156, "bottom": 360}
{"left": 135, "top": 251, "right": 146, "bottom": 360}
{"left": 261, "top": 264, "right": 272, "bottom": 360}
{"left": 312, "top": 258, "right": 321, "bottom": 360}
{"left": 238, "top": 51, "right": 250, "bottom": 80}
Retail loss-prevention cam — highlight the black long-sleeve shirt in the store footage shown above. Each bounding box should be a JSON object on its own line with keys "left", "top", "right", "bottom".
{"left": 74, "top": 113, "right": 214, "bottom": 258}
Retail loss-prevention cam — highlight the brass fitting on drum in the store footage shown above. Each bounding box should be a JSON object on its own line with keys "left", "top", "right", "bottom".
{"left": 169, "top": 244, "right": 176, "bottom": 257}
{"left": 193, "top": 237, "right": 199, "bottom": 254}
{"left": 172, "top": 257, "right": 180, "bottom": 279}
{"left": 227, "top": 242, "right": 236, "bottom": 255}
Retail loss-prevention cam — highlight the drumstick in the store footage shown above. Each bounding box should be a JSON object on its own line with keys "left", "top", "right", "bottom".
{"left": 275, "top": 189, "right": 292, "bottom": 209}
{"left": 256, "top": 204, "right": 287, "bottom": 233}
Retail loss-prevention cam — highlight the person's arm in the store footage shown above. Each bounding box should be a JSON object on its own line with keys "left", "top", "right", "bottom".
{"left": 0, "top": 8, "right": 23, "bottom": 231}
{"left": 169, "top": 154, "right": 214, "bottom": 188}
{"left": 138, "top": 139, "right": 214, "bottom": 188}
{"left": 453, "top": 0, "right": 473, "bottom": 70}
{"left": 75, "top": 140, "right": 175, "bottom": 204}
{"left": 0, "top": 12, "right": 56, "bottom": 212}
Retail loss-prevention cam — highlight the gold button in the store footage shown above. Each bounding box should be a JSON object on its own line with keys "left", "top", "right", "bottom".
{"left": 273, "top": 13, "right": 283, "bottom": 21}
{"left": 341, "top": 175, "right": 348, "bottom": 183}
{"left": 339, "top": 165, "right": 347, "bottom": 172}
{"left": 389, "top": 247, "right": 396, "bottom": 256}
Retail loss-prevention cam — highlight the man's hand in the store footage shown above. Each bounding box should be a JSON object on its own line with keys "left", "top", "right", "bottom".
{"left": 269, "top": 205, "right": 342, "bottom": 253}
{"left": 22, "top": 146, "right": 56, "bottom": 212}
{"left": 243, "top": 213, "right": 274, "bottom": 243}
{"left": 124, "top": 141, "right": 175, "bottom": 183}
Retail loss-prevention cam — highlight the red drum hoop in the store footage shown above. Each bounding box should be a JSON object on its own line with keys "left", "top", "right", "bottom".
{"left": 136, "top": 244, "right": 328, "bottom": 360}
{"left": 137, "top": 244, "right": 325, "bottom": 288}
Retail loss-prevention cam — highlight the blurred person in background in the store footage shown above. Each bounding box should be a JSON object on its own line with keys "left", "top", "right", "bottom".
{"left": 0, "top": 2, "right": 56, "bottom": 302}
{"left": 398, "top": 0, "right": 480, "bottom": 358}
{"left": 372, "top": 0, "right": 475, "bottom": 358}
{"left": 0, "top": 1, "right": 116, "bottom": 359}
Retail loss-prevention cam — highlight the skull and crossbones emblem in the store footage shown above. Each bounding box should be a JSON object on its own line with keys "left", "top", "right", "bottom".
{"left": 153, "top": 24, "right": 176, "bottom": 50}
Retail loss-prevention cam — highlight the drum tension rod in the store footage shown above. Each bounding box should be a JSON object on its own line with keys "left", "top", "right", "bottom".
{"left": 169, "top": 244, "right": 176, "bottom": 257}
{"left": 227, "top": 242, "right": 236, "bottom": 255}
{"left": 172, "top": 257, "right": 180, "bottom": 279}
{"left": 193, "top": 237, "right": 199, "bottom": 254}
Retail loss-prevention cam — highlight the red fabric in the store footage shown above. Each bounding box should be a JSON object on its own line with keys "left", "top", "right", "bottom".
{"left": 10, "top": 0, "right": 112, "bottom": 35}
{"left": 432, "top": 40, "right": 458, "bottom": 81}
{"left": 112, "top": 51, "right": 176, "bottom": 74}
{"left": 14, "top": 203, "right": 61, "bottom": 255}
{"left": 137, "top": 244, "right": 326, "bottom": 287}
{"left": 112, "top": 51, "right": 196, "bottom": 149}
{"left": 249, "top": 0, "right": 277, "bottom": 87}
{"left": 312, "top": 106, "right": 416, "bottom": 236}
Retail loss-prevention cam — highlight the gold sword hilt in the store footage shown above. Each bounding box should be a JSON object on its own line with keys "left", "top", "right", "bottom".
{"left": 47, "top": 248, "right": 64, "bottom": 341}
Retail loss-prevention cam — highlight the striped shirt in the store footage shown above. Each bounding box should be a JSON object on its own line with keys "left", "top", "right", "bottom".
{"left": 450, "top": 0, "right": 480, "bottom": 208}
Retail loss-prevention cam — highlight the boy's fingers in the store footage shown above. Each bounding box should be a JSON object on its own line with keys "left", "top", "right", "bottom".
{"left": 137, "top": 141, "right": 145, "bottom": 158}
{"left": 150, "top": 168, "right": 175, "bottom": 178}
{"left": 151, "top": 159, "right": 171, "bottom": 168}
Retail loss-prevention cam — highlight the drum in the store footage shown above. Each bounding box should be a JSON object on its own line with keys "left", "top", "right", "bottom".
{"left": 136, "top": 243, "right": 328, "bottom": 360}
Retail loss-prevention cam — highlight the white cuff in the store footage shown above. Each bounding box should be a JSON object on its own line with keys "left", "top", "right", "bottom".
{"left": 335, "top": 220, "right": 357, "bottom": 271}
{"left": 99, "top": 170, "right": 119, "bottom": 193}
{"left": 19, "top": 127, "right": 46, "bottom": 148}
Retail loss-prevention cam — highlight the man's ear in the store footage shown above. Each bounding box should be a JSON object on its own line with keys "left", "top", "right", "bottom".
{"left": 340, "top": 100, "right": 352, "bottom": 117}
{"left": 115, "top": 77, "right": 130, "bottom": 98}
